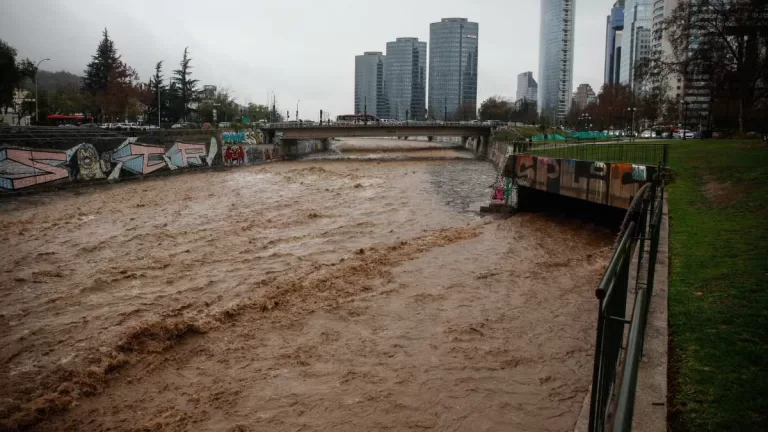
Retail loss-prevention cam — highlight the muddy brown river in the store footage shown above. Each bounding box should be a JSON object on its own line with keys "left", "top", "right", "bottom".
{"left": 0, "top": 138, "right": 613, "bottom": 431}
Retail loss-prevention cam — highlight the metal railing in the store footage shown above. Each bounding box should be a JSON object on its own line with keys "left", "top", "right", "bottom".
{"left": 263, "top": 121, "right": 490, "bottom": 129}
{"left": 501, "top": 140, "right": 669, "bottom": 167}
{"left": 588, "top": 175, "right": 665, "bottom": 432}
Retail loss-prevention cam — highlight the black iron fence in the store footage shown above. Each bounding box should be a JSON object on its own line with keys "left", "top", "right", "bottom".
{"left": 500, "top": 140, "right": 669, "bottom": 167}
{"left": 588, "top": 175, "right": 665, "bottom": 431}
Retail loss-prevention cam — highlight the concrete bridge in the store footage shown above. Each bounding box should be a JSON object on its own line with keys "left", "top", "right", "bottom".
{"left": 259, "top": 122, "right": 493, "bottom": 155}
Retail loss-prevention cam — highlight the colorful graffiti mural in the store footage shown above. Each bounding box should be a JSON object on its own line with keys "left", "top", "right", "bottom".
{"left": 1, "top": 138, "right": 214, "bottom": 191}
{"left": 0, "top": 133, "right": 291, "bottom": 192}
{"left": 0, "top": 148, "right": 69, "bottom": 190}
{"left": 512, "top": 155, "right": 656, "bottom": 209}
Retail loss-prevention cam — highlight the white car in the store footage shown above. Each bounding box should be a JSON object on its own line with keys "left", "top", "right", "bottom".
{"left": 640, "top": 130, "right": 654, "bottom": 138}
{"left": 673, "top": 130, "right": 695, "bottom": 139}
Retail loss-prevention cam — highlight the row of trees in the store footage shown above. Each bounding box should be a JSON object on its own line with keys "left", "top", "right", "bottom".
{"left": 1, "top": 30, "right": 273, "bottom": 126}
{"left": 0, "top": 40, "right": 38, "bottom": 124}
{"left": 477, "top": 97, "right": 538, "bottom": 124}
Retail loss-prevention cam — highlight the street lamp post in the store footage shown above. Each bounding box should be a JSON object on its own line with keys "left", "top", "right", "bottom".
{"left": 364, "top": 95, "right": 368, "bottom": 125}
{"left": 271, "top": 91, "right": 276, "bottom": 123}
{"left": 296, "top": 100, "right": 300, "bottom": 124}
{"left": 681, "top": 100, "right": 690, "bottom": 140}
{"left": 157, "top": 61, "right": 163, "bottom": 128}
{"left": 34, "top": 58, "right": 50, "bottom": 124}
{"left": 627, "top": 107, "right": 637, "bottom": 142}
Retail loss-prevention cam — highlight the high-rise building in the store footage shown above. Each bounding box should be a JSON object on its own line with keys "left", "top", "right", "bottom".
{"left": 573, "top": 83, "right": 596, "bottom": 111}
{"left": 516, "top": 72, "right": 538, "bottom": 102}
{"left": 538, "top": 0, "right": 575, "bottom": 122}
{"left": 354, "top": 51, "right": 387, "bottom": 118}
{"left": 385, "top": 38, "right": 427, "bottom": 120}
{"left": 619, "top": 0, "right": 653, "bottom": 88}
{"left": 651, "top": 0, "right": 681, "bottom": 99}
{"left": 428, "top": 18, "right": 479, "bottom": 120}
{"left": 604, "top": 1, "right": 625, "bottom": 86}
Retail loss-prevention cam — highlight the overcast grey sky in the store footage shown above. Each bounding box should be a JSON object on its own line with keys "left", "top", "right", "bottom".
{"left": 1, "top": 0, "right": 610, "bottom": 120}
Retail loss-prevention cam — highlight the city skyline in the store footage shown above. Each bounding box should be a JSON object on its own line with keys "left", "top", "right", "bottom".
{"left": 1, "top": 0, "right": 612, "bottom": 120}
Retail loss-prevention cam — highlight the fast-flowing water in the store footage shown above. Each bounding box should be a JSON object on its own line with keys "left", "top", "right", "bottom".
{"left": 0, "top": 138, "right": 614, "bottom": 431}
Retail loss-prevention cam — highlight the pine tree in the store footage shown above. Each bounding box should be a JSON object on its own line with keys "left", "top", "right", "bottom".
{"left": 148, "top": 61, "right": 166, "bottom": 125}
{"left": 173, "top": 47, "right": 199, "bottom": 122}
{"left": 83, "top": 29, "right": 120, "bottom": 96}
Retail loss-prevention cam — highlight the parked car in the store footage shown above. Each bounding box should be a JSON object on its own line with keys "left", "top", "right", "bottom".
{"left": 640, "top": 129, "right": 653, "bottom": 138}
{"left": 80, "top": 123, "right": 101, "bottom": 128}
{"left": 673, "top": 130, "right": 695, "bottom": 139}
{"left": 171, "top": 122, "right": 198, "bottom": 129}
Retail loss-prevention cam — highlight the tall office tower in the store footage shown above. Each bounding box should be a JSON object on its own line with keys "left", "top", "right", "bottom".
{"left": 385, "top": 38, "right": 427, "bottom": 121}
{"left": 538, "top": 0, "right": 575, "bottom": 122}
{"left": 651, "top": 0, "right": 681, "bottom": 99}
{"left": 604, "top": 1, "right": 625, "bottom": 86}
{"left": 516, "top": 72, "right": 538, "bottom": 102}
{"left": 428, "top": 18, "right": 479, "bottom": 120}
{"left": 354, "top": 51, "right": 387, "bottom": 118}
{"left": 619, "top": 0, "right": 653, "bottom": 88}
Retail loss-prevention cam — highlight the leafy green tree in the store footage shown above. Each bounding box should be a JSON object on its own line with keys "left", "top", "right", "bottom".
{"left": 478, "top": 96, "right": 514, "bottom": 121}
{"left": 247, "top": 103, "right": 273, "bottom": 122}
{"left": 173, "top": 47, "right": 199, "bottom": 122}
{"left": 48, "top": 85, "right": 85, "bottom": 115}
{"left": 0, "top": 39, "right": 36, "bottom": 116}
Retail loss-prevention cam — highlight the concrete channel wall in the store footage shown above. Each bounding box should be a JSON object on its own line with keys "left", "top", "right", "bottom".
{"left": 0, "top": 131, "right": 326, "bottom": 194}
{"left": 470, "top": 137, "right": 659, "bottom": 210}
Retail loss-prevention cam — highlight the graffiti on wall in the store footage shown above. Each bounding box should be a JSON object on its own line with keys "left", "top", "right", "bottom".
{"left": 513, "top": 155, "right": 656, "bottom": 208}
{"left": 1, "top": 138, "right": 217, "bottom": 191}
{"left": 0, "top": 148, "right": 69, "bottom": 190}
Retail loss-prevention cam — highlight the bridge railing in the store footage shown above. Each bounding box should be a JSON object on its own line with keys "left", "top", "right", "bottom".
{"left": 588, "top": 176, "right": 665, "bottom": 432}
{"left": 263, "top": 121, "right": 489, "bottom": 129}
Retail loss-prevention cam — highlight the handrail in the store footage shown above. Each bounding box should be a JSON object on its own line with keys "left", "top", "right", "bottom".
{"left": 597, "top": 222, "right": 635, "bottom": 301}
{"left": 588, "top": 177, "right": 664, "bottom": 432}
{"left": 612, "top": 271, "right": 650, "bottom": 430}
{"left": 262, "top": 121, "right": 491, "bottom": 129}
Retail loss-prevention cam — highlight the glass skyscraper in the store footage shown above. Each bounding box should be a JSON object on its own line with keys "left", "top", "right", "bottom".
{"left": 354, "top": 51, "right": 387, "bottom": 118}
{"left": 428, "top": 18, "right": 479, "bottom": 121}
{"left": 538, "top": 0, "right": 575, "bottom": 121}
{"left": 619, "top": 0, "right": 652, "bottom": 87}
{"left": 604, "top": 1, "right": 625, "bottom": 86}
{"left": 385, "top": 38, "right": 427, "bottom": 121}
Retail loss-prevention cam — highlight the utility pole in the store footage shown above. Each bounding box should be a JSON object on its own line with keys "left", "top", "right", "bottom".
{"left": 296, "top": 100, "right": 300, "bottom": 124}
{"left": 157, "top": 62, "right": 163, "bottom": 128}
{"left": 34, "top": 58, "right": 50, "bottom": 124}
{"left": 364, "top": 95, "right": 368, "bottom": 125}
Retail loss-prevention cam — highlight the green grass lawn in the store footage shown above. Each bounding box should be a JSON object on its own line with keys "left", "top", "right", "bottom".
{"left": 665, "top": 139, "right": 768, "bottom": 431}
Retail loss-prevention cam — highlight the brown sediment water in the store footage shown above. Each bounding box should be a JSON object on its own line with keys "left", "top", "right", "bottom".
{"left": 0, "top": 138, "right": 613, "bottom": 431}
